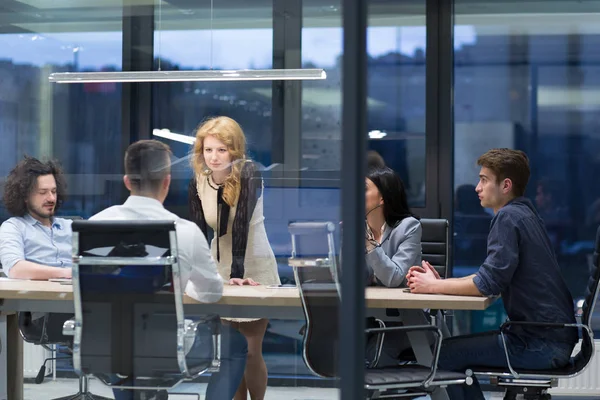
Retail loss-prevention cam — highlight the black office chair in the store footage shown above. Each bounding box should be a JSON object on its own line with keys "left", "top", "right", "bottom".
{"left": 19, "top": 312, "right": 73, "bottom": 383}
{"left": 17, "top": 216, "right": 83, "bottom": 397}
{"left": 63, "top": 220, "right": 220, "bottom": 399}
{"left": 288, "top": 221, "right": 471, "bottom": 399}
{"left": 468, "top": 226, "right": 600, "bottom": 400}
{"left": 420, "top": 218, "right": 452, "bottom": 329}
{"left": 420, "top": 219, "right": 450, "bottom": 279}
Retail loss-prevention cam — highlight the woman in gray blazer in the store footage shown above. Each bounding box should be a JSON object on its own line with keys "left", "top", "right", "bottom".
{"left": 365, "top": 167, "right": 422, "bottom": 288}
{"left": 364, "top": 167, "right": 425, "bottom": 367}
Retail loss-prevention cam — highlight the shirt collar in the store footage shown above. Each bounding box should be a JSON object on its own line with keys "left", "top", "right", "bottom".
{"left": 23, "top": 213, "right": 63, "bottom": 229}
{"left": 123, "top": 195, "right": 164, "bottom": 209}
{"left": 366, "top": 222, "right": 388, "bottom": 244}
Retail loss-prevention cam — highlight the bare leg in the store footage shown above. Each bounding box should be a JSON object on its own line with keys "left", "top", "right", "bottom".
{"left": 234, "top": 375, "right": 248, "bottom": 400}
{"left": 231, "top": 319, "right": 269, "bottom": 400}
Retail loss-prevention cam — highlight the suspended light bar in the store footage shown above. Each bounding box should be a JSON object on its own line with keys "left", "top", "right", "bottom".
{"left": 152, "top": 129, "right": 196, "bottom": 145}
{"left": 49, "top": 69, "right": 326, "bottom": 84}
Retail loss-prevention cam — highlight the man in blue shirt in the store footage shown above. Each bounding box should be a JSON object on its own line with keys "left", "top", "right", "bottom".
{"left": 0, "top": 157, "right": 72, "bottom": 279}
{"left": 408, "top": 149, "right": 577, "bottom": 400}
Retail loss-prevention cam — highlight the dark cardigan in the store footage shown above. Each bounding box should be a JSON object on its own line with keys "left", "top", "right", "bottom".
{"left": 188, "top": 161, "right": 261, "bottom": 279}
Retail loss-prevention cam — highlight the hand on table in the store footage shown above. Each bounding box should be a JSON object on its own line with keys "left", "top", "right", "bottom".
{"left": 228, "top": 278, "right": 260, "bottom": 286}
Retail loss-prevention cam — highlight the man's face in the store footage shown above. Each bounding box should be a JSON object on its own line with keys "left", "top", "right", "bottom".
{"left": 26, "top": 175, "right": 57, "bottom": 220}
{"left": 475, "top": 167, "right": 505, "bottom": 210}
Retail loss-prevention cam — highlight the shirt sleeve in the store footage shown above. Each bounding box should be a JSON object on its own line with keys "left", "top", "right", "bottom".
{"left": 474, "top": 212, "right": 519, "bottom": 297}
{"left": 0, "top": 220, "right": 26, "bottom": 275}
{"left": 365, "top": 218, "right": 422, "bottom": 288}
{"left": 185, "top": 227, "right": 224, "bottom": 303}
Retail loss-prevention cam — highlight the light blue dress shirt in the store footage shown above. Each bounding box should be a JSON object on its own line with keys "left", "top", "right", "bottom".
{"left": 0, "top": 214, "right": 73, "bottom": 276}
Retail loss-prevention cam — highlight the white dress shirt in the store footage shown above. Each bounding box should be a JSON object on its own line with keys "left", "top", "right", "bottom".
{"left": 89, "top": 196, "right": 224, "bottom": 303}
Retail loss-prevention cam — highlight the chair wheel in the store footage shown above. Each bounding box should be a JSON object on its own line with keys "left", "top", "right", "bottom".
{"left": 524, "top": 394, "right": 551, "bottom": 400}
{"left": 154, "top": 391, "right": 169, "bottom": 400}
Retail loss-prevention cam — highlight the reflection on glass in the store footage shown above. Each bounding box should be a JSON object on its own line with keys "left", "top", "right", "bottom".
{"left": 453, "top": 0, "right": 600, "bottom": 335}
{"left": 301, "top": 3, "right": 427, "bottom": 207}
{"left": 49, "top": 69, "right": 327, "bottom": 83}
{"left": 0, "top": 9, "right": 123, "bottom": 221}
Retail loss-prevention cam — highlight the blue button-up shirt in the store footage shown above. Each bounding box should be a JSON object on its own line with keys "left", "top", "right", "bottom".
{"left": 0, "top": 214, "right": 73, "bottom": 276}
{"left": 473, "top": 197, "right": 577, "bottom": 344}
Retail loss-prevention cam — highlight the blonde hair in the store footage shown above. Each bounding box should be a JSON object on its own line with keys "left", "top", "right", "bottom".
{"left": 192, "top": 116, "right": 247, "bottom": 206}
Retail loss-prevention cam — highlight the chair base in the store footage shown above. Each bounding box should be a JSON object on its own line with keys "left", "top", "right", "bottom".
{"left": 52, "top": 394, "right": 113, "bottom": 400}
{"left": 503, "top": 386, "right": 552, "bottom": 400}
{"left": 49, "top": 375, "right": 113, "bottom": 400}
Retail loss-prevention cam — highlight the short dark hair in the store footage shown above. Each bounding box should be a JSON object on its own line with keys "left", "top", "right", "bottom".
{"left": 477, "top": 148, "right": 530, "bottom": 197}
{"left": 367, "top": 150, "right": 385, "bottom": 169}
{"left": 367, "top": 167, "right": 418, "bottom": 227}
{"left": 124, "top": 140, "right": 172, "bottom": 194}
{"left": 3, "top": 156, "right": 67, "bottom": 217}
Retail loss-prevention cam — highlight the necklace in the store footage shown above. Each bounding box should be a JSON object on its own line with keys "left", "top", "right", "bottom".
{"left": 207, "top": 175, "right": 224, "bottom": 191}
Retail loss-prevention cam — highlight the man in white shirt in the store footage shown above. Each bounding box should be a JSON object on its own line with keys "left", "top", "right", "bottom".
{"left": 91, "top": 140, "right": 247, "bottom": 400}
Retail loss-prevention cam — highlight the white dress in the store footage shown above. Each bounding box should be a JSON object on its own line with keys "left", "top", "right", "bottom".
{"left": 195, "top": 172, "right": 281, "bottom": 322}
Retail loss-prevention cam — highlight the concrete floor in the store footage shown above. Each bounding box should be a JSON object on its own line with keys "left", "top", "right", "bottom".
{"left": 24, "top": 378, "right": 594, "bottom": 400}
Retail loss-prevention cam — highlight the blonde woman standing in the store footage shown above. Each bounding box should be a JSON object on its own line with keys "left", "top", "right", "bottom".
{"left": 188, "top": 116, "right": 280, "bottom": 400}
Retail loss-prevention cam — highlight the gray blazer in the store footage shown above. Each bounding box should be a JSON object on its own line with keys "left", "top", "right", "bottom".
{"left": 365, "top": 216, "right": 422, "bottom": 288}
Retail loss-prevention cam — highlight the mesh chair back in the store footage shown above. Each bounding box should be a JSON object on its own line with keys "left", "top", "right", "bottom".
{"left": 71, "top": 220, "right": 199, "bottom": 384}
{"left": 289, "top": 222, "right": 340, "bottom": 378}
{"left": 420, "top": 219, "right": 449, "bottom": 278}
{"left": 572, "top": 226, "right": 600, "bottom": 371}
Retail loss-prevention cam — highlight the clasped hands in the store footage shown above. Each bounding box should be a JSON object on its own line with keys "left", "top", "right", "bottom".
{"left": 406, "top": 260, "right": 441, "bottom": 294}
{"left": 365, "top": 230, "right": 378, "bottom": 253}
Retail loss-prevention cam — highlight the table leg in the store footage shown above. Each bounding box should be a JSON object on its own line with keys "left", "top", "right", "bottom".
{"left": 6, "top": 314, "right": 23, "bottom": 400}
{"left": 0, "top": 314, "right": 7, "bottom": 400}
{"left": 399, "top": 309, "right": 450, "bottom": 400}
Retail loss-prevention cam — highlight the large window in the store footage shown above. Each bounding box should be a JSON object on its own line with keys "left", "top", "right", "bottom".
{"left": 150, "top": 0, "right": 321, "bottom": 383}
{"left": 302, "top": 1, "right": 427, "bottom": 206}
{"left": 0, "top": 2, "right": 123, "bottom": 220}
{"left": 453, "top": 0, "right": 600, "bottom": 333}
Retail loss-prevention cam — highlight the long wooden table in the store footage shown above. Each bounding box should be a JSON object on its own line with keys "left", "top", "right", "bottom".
{"left": 0, "top": 281, "right": 494, "bottom": 400}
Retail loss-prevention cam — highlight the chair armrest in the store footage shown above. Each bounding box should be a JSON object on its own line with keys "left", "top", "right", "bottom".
{"left": 498, "top": 321, "right": 590, "bottom": 379}
{"left": 185, "top": 314, "right": 220, "bottom": 335}
{"left": 365, "top": 324, "right": 443, "bottom": 388}
{"left": 365, "top": 319, "right": 386, "bottom": 368}
{"left": 500, "top": 320, "right": 579, "bottom": 330}
{"left": 184, "top": 314, "right": 221, "bottom": 375}
{"left": 62, "top": 319, "right": 75, "bottom": 336}
{"left": 365, "top": 324, "right": 441, "bottom": 336}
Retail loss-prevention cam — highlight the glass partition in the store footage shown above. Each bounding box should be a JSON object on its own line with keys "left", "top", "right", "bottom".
{"left": 0, "top": 0, "right": 431, "bottom": 398}
{"left": 453, "top": 0, "right": 600, "bottom": 334}
{"left": 0, "top": 2, "right": 123, "bottom": 221}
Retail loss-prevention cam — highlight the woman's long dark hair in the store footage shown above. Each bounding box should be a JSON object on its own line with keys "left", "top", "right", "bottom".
{"left": 367, "top": 167, "right": 418, "bottom": 227}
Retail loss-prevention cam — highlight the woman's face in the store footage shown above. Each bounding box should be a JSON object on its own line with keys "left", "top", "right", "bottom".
{"left": 365, "top": 178, "right": 383, "bottom": 214}
{"left": 203, "top": 135, "right": 232, "bottom": 172}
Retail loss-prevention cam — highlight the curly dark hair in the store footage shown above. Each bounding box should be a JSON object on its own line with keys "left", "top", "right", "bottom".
{"left": 3, "top": 156, "right": 67, "bottom": 217}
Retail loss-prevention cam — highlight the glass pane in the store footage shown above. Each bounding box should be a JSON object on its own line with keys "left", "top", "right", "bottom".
{"left": 0, "top": 0, "right": 123, "bottom": 388}
{"left": 152, "top": 0, "right": 321, "bottom": 396}
{"left": 453, "top": 0, "right": 600, "bottom": 334}
{"left": 302, "top": 0, "right": 427, "bottom": 207}
{"left": 0, "top": 2, "right": 123, "bottom": 220}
